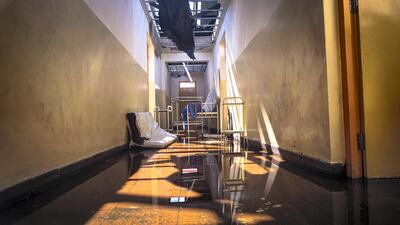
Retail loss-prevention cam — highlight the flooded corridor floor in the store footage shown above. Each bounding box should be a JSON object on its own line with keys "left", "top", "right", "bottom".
{"left": 1, "top": 139, "right": 399, "bottom": 225}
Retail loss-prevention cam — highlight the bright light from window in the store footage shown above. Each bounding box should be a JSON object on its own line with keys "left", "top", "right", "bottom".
{"left": 180, "top": 82, "right": 196, "bottom": 89}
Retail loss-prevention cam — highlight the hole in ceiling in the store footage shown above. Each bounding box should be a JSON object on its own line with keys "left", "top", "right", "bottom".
{"left": 167, "top": 61, "right": 208, "bottom": 78}
{"left": 144, "top": 0, "right": 223, "bottom": 53}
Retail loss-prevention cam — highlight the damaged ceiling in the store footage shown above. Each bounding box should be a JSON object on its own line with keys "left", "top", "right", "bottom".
{"left": 167, "top": 61, "right": 208, "bottom": 78}
{"left": 144, "top": 0, "right": 223, "bottom": 58}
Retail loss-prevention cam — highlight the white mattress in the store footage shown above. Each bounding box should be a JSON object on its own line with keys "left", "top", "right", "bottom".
{"left": 135, "top": 112, "right": 154, "bottom": 139}
{"left": 140, "top": 126, "right": 177, "bottom": 149}
{"left": 132, "top": 112, "right": 177, "bottom": 149}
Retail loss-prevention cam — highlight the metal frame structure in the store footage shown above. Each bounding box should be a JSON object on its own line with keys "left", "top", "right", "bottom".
{"left": 197, "top": 102, "right": 219, "bottom": 137}
{"left": 218, "top": 97, "right": 247, "bottom": 191}
{"left": 154, "top": 105, "right": 173, "bottom": 131}
{"left": 166, "top": 61, "right": 208, "bottom": 78}
{"left": 171, "top": 97, "right": 203, "bottom": 137}
{"left": 143, "top": 0, "right": 224, "bottom": 51}
{"left": 221, "top": 152, "right": 246, "bottom": 190}
{"left": 221, "top": 97, "right": 246, "bottom": 135}
{"left": 171, "top": 96, "right": 221, "bottom": 138}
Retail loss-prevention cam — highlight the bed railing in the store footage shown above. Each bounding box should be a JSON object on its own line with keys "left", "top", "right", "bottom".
{"left": 171, "top": 97, "right": 203, "bottom": 137}
{"left": 221, "top": 97, "right": 246, "bottom": 135}
{"left": 198, "top": 102, "right": 220, "bottom": 136}
{"left": 154, "top": 105, "right": 173, "bottom": 132}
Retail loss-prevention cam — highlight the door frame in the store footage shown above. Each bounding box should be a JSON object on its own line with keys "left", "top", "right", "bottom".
{"left": 338, "top": 0, "right": 366, "bottom": 179}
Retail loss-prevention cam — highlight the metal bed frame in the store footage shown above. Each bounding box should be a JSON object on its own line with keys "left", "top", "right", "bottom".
{"left": 219, "top": 97, "right": 247, "bottom": 190}
{"left": 156, "top": 96, "right": 247, "bottom": 191}
{"left": 171, "top": 97, "right": 221, "bottom": 137}
{"left": 169, "top": 96, "right": 245, "bottom": 138}
{"left": 197, "top": 102, "right": 220, "bottom": 137}
{"left": 168, "top": 96, "right": 247, "bottom": 190}
{"left": 221, "top": 97, "right": 246, "bottom": 136}
{"left": 171, "top": 97, "right": 203, "bottom": 137}
{"left": 154, "top": 105, "right": 173, "bottom": 131}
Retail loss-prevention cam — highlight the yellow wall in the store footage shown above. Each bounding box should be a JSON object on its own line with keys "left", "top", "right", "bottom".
{"left": 359, "top": 1, "right": 400, "bottom": 178}
{"left": 148, "top": 36, "right": 156, "bottom": 116}
{"left": 85, "top": 0, "right": 149, "bottom": 71}
{"left": 215, "top": 0, "right": 345, "bottom": 164}
{"left": 323, "top": 0, "right": 345, "bottom": 164}
{"left": 0, "top": 0, "right": 148, "bottom": 190}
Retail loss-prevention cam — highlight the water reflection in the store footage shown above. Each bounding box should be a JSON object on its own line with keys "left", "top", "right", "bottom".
{"left": 202, "top": 140, "right": 398, "bottom": 225}
{"left": 1, "top": 140, "right": 399, "bottom": 225}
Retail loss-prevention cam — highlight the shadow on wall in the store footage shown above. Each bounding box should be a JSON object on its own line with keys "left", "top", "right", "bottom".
{"left": 223, "top": 39, "right": 283, "bottom": 198}
{"left": 224, "top": 40, "right": 243, "bottom": 133}
{"left": 221, "top": 0, "right": 330, "bottom": 163}
{"left": 223, "top": 38, "right": 280, "bottom": 155}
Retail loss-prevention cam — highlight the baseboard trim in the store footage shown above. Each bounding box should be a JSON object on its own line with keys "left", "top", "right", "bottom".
{"left": 243, "top": 138, "right": 345, "bottom": 177}
{"left": 0, "top": 144, "right": 129, "bottom": 211}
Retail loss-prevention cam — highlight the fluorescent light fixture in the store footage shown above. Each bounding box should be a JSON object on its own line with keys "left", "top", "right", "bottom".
{"left": 183, "top": 62, "right": 194, "bottom": 83}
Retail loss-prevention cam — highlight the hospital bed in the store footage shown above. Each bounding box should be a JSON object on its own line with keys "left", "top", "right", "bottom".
{"left": 171, "top": 89, "right": 220, "bottom": 137}
{"left": 154, "top": 106, "right": 173, "bottom": 132}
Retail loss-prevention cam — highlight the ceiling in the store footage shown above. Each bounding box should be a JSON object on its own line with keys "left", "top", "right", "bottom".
{"left": 143, "top": 0, "right": 223, "bottom": 52}
{"left": 166, "top": 61, "right": 208, "bottom": 78}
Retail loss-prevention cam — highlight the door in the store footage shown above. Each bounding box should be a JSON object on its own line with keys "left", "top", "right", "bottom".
{"left": 338, "top": 0, "right": 365, "bottom": 178}
{"left": 179, "top": 81, "right": 197, "bottom": 111}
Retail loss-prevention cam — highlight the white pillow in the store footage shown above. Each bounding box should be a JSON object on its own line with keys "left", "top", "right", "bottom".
{"left": 135, "top": 112, "right": 154, "bottom": 139}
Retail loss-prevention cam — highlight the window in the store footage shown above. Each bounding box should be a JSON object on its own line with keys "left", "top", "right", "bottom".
{"left": 180, "top": 82, "right": 196, "bottom": 89}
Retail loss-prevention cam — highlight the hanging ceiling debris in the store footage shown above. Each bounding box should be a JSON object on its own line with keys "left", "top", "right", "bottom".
{"left": 144, "top": 0, "right": 223, "bottom": 58}
{"left": 158, "top": 0, "right": 196, "bottom": 59}
{"left": 167, "top": 61, "right": 208, "bottom": 78}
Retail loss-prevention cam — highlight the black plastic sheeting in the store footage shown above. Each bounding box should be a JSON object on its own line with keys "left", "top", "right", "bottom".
{"left": 158, "top": 0, "right": 196, "bottom": 59}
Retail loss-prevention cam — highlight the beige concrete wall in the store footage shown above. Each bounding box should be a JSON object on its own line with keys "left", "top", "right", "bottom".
{"left": 169, "top": 73, "right": 207, "bottom": 100}
{"left": 155, "top": 53, "right": 168, "bottom": 111}
{"left": 0, "top": 0, "right": 148, "bottom": 190}
{"left": 323, "top": 0, "right": 345, "bottom": 164}
{"left": 359, "top": 1, "right": 400, "bottom": 178}
{"left": 155, "top": 56, "right": 168, "bottom": 110}
{"left": 84, "top": 0, "right": 148, "bottom": 71}
{"left": 214, "top": 0, "right": 345, "bottom": 163}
